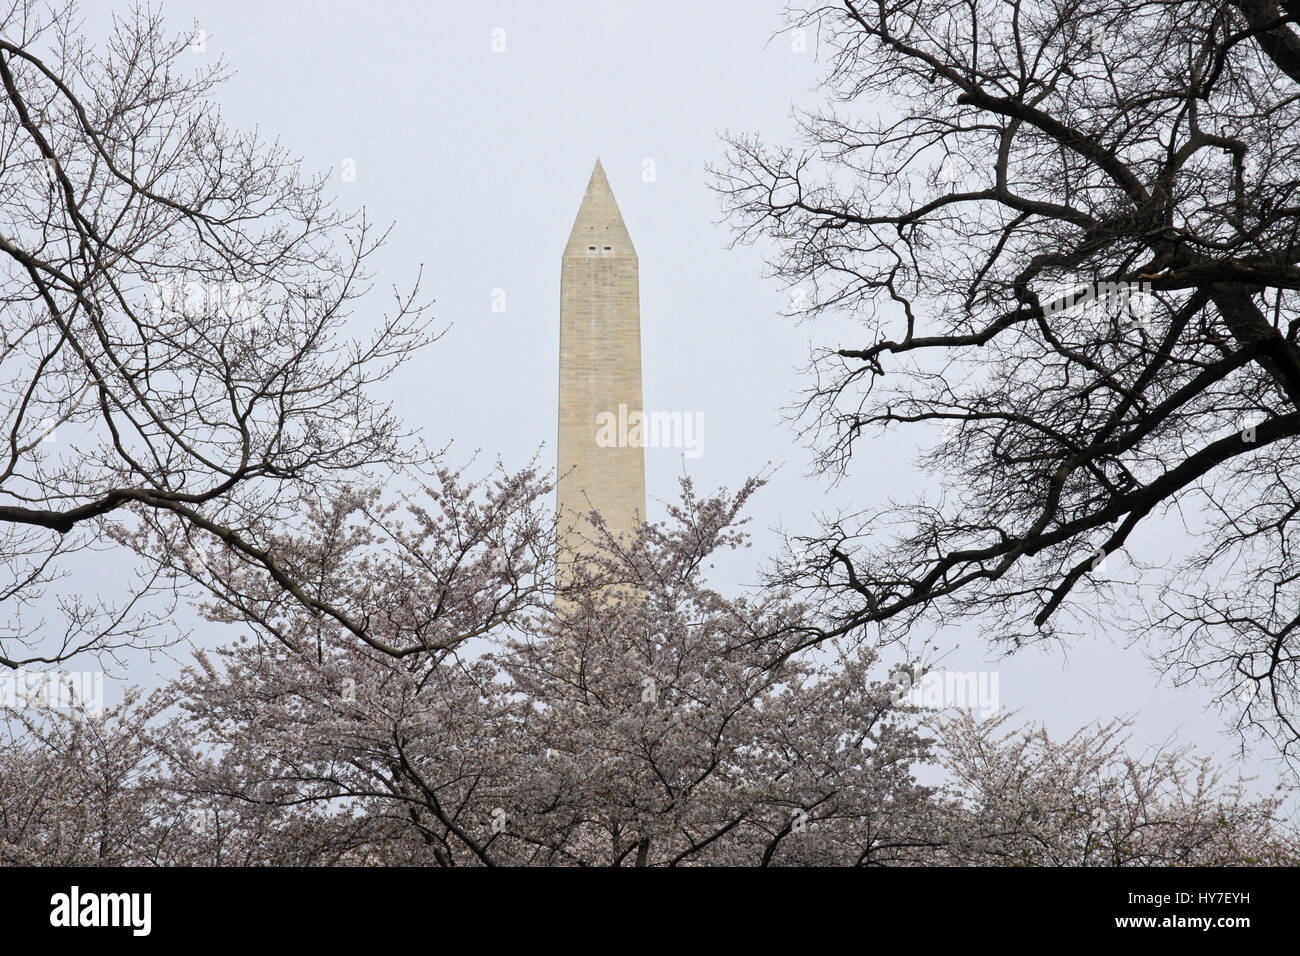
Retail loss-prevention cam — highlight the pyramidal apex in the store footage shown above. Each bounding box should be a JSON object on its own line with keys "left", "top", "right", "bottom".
{"left": 564, "top": 158, "right": 636, "bottom": 258}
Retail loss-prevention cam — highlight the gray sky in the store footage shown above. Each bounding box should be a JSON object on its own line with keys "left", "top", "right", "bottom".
{"left": 64, "top": 0, "right": 1285, "bottom": 791}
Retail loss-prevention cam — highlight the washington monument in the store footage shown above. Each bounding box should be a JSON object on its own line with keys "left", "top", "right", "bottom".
{"left": 556, "top": 159, "right": 647, "bottom": 578}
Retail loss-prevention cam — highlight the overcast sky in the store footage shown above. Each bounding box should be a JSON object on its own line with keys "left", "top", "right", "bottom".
{"left": 60, "top": 0, "right": 1285, "bottom": 792}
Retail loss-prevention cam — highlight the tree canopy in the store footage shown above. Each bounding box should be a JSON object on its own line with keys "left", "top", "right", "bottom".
{"left": 714, "top": 0, "right": 1300, "bottom": 760}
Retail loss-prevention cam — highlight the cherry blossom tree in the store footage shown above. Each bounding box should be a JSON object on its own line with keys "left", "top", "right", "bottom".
{"left": 3, "top": 475, "right": 1279, "bottom": 866}
{"left": 933, "top": 711, "right": 1299, "bottom": 865}
{"left": 0, "top": 688, "right": 165, "bottom": 865}
{"left": 0, "top": 687, "right": 390, "bottom": 865}
{"left": 146, "top": 478, "right": 935, "bottom": 865}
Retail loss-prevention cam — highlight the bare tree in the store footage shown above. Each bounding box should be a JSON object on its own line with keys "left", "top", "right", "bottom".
{"left": 0, "top": 1, "right": 433, "bottom": 670}
{"left": 714, "top": 0, "right": 1300, "bottom": 758}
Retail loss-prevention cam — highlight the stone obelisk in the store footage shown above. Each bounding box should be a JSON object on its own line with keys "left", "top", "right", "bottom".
{"left": 557, "top": 159, "right": 646, "bottom": 581}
